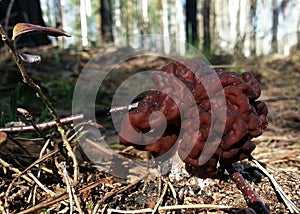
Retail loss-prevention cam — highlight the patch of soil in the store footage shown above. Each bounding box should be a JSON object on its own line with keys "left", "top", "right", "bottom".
{"left": 0, "top": 47, "right": 299, "bottom": 213}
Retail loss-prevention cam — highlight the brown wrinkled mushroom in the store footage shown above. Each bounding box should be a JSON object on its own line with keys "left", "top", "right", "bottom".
{"left": 119, "top": 60, "right": 268, "bottom": 177}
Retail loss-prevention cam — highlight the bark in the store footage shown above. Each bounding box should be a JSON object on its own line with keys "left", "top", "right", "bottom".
{"left": 249, "top": 0, "right": 257, "bottom": 56}
{"left": 203, "top": 0, "right": 211, "bottom": 52}
{"left": 234, "top": 0, "right": 242, "bottom": 55}
{"left": 100, "top": 0, "right": 113, "bottom": 43}
{"left": 80, "top": 0, "right": 88, "bottom": 47}
{"left": 125, "top": 0, "right": 133, "bottom": 43}
{"left": 271, "top": 0, "right": 279, "bottom": 53}
{"left": 162, "top": 0, "right": 169, "bottom": 38}
{"left": 0, "top": 0, "right": 51, "bottom": 47}
{"left": 55, "top": 0, "right": 64, "bottom": 47}
{"left": 186, "top": 0, "right": 198, "bottom": 45}
{"left": 298, "top": 17, "right": 300, "bottom": 50}
{"left": 210, "top": 0, "right": 216, "bottom": 51}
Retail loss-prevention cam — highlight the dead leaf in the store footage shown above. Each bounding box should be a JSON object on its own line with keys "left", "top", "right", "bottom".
{"left": 12, "top": 23, "right": 71, "bottom": 41}
{"left": 0, "top": 132, "right": 7, "bottom": 145}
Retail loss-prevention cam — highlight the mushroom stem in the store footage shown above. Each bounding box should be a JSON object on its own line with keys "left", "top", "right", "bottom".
{"left": 227, "top": 165, "right": 270, "bottom": 214}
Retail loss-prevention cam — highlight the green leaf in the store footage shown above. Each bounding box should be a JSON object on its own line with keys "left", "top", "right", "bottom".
{"left": 12, "top": 23, "right": 71, "bottom": 40}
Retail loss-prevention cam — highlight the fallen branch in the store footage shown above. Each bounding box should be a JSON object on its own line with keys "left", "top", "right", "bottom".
{"left": 0, "top": 114, "right": 85, "bottom": 133}
{"left": 0, "top": 103, "right": 138, "bottom": 133}
{"left": 105, "top": 204, "right": 235, "bottom": 213}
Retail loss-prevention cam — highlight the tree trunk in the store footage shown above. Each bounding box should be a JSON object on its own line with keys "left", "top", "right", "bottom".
{"left": 141, "top": 0, "right": 149, "bottom": 35}
{"left": 210, "top": 0, "right": 216, "bottom": 51}
{"left": 162, "top": 0, "right": 169, "bottom": 38}
{"left": 186, "top": 0, "right": 198, "bottom": 46}
{"left": 55, "top": 0, "right": 64, "bottom": 47}
{"left": 203, "top": 0, "right": 211, "bottom": 52}
{"left": 298, "top": 17, "right": 300, "bottom": 50}
{"left": 249, "top": 0, "right": 257, "bottom": 56}
{"left": 175, "top": 0, "right": 185, "bottom": 54}
{"left": 234, "top": 0, "right": 242, "bottom": 55}
{"left": 100, "top": 0, "right": 113, "bottom": 43}
{"left": 0, "top": 0, "right": 51, "bottom": 48}
{"left": 126, "top": 0, "right": 133, "bottom": 43}
{"left": 271, "top": 0, "right": 279, "bottom": 53}
{"left": 80, "top": 0, "right": 88, "bottom": 47}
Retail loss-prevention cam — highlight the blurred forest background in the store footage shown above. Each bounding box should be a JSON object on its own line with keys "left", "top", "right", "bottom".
{"left": 0, "top": 1, "right": 300, "bottom": 213}
{"left": 0, "top": 0, "right": 299, "bottom": 132}
{"left": 1, "top": 0, "right": 300, "bottom": 57}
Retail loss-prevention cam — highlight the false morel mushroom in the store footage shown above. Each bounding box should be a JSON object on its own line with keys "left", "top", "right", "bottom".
{"left": 119, "top": 60, "right": 268, "bottom": 177}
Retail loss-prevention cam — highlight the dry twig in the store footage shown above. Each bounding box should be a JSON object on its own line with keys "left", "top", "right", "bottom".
{"left": 92, "top": 173, "right": 149, "bottom": 214}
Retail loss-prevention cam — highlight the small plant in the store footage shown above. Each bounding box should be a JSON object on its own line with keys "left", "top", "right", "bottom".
{"left": 0, "top": 22, "right": 80, "bottom": 190}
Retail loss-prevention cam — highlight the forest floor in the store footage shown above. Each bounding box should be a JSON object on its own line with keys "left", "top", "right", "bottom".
{"left": 0, "top": 46, "right": 299, "bottom": 214}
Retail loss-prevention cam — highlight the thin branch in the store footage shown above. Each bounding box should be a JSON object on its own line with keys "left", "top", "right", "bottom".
{"left": 0, "top": 114, "right": 85, "bottom": 133}
{"left": 92, "top": 173, "right": 149, "bottom": 214}
{"left": 151, "top": 180, "right": 168, "bottom": 214}
{"left": 105, "top": 204, "right": 235, "bottom": 213}
{"left": 0, "top": 102, "right": 138, "bottom": 133}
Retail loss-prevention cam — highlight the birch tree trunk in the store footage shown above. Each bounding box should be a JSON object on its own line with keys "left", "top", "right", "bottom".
{"left": 161, "top": 0, "right": 170, "bottom": 53}
{"left": 221, "top": 0, "right": 231, "bottom": 53}
{"left": 80, "top": 0, "right": 88, "bottom": 47}
{"left": 141, "top": 0, "right": 149, "bottom": 35}
{"left": 175, "top": 0, "right": 185, "bottom": 54}
{"left": 161, "top": 0, "right": 169, "bottom": 38}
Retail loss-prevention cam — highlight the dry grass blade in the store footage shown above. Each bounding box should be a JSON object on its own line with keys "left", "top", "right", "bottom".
{"left": 92, "top": 173, "right": 149, "bottom": 214}
{"left": 27, "top": 172, "right": 56, "bottom": 196}
{"left": 18, "top": 177, "right": 108, "bottom": 214}
{"left": 152, "top": 181, "right": 168, "bottom": 214}
{"left": 0, "top": 158, "right": 33, "bottom": 184}
{"left": 251, "top": 158, "right": 300, "bottom": 213}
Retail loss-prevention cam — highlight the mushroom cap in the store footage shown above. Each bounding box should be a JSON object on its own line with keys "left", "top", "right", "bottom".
{"left": 119, "top": 60, "right": 268, "bottom": 177}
